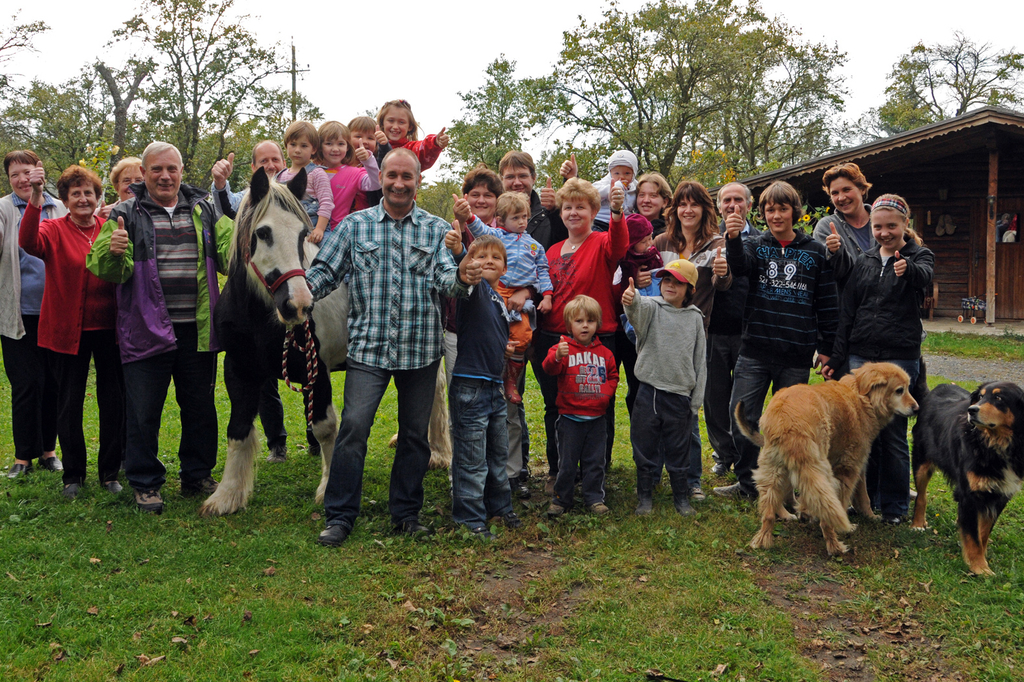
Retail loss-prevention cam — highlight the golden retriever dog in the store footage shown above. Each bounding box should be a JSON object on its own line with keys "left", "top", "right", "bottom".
{"left": 736, "top": 362, "right": 919, "bottom": 556}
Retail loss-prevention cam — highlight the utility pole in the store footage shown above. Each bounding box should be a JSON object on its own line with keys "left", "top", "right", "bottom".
{"left": 289, "top": 40, "right": 310, "bottom": 122}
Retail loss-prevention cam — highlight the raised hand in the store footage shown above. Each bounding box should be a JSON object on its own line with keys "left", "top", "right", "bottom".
{"left": 212, "top": 152, "right": 234, "bottom": 191}
{"left": 109, "top": 216, "right": 129, "bottom": 256}
{"left": 29, "top": 160, "right": 45, "bottom": 189}
{"left": 354, "top": 146, "right": 371, "bottom": 163}
{"left": 724, "top": 211, "right": 745, "bottom": 239}
{"left": 893, "top": 250, "right": 906, "bottom": 277}
{"left": 610, "top": 179, "right": 625, "bottom": 214}
{"left": 555, "top": 339, "right": 570, "bottom": 360}
{"left": 374, "top": 125, "right": 388, "bottom": 147}
{"left": 713, "top": 246, "right": 728, "bottom": 277}
{"left": 452, "top": 193, "right": 472, "bottom": 225}
{"left": 559, "top": 153, "right": 578, "bottom": 180}
{"left": 445, "top": 219, "right": 464, "bottom": 256}
{"left": 95, "top": 199, "right": 112, "bottom": 222}
{"left": 436, "top": 127, "right": 450, "bottom": 149}
{"left": 540, "top": 176, "right": 556, "bottom": 210}
{"left": 458, "top": 239, "right": 483, "bottom": 284}
{"left": 621, "top": 277, "right": 637, "bottom": 306}
{"left": 825, "top": 223, "right": 841, "bottom": 253}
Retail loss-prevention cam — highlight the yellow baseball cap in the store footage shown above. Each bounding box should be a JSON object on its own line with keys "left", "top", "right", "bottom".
{"left": 656, "top": 259, "right": 699, "bottom": 285}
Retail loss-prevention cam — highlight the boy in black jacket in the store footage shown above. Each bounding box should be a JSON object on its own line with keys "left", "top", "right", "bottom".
{"left": 714, "top": 181, "right": 839, "bottom": 499}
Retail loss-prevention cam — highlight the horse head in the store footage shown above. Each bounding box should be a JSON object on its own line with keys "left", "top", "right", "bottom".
{"left": 232, "top": 169, "right": 315, "bottom": 326}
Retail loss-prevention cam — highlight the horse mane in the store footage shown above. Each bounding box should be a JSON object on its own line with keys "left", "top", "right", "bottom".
{"left": 228, "top": 179, "right": 309, "bottom": 283}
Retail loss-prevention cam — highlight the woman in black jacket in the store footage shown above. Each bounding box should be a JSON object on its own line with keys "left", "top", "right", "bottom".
{"left": 824, "top": 194, "right": 934, "bottom": 524}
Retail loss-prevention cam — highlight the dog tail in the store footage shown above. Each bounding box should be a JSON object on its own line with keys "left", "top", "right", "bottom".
{"left": 734, "top": 401, "right": 764, "bottom": 447}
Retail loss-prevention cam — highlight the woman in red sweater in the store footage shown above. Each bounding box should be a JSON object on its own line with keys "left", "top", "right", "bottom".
{"left": 532, "top": 178, "right": 629, "bottom": 490}
{"left": 20, "top": 164, "right": 123, "bottom": 499}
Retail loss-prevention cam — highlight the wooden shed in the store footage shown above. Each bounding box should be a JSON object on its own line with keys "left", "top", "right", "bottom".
{"left": 736, "top": 106, "right": 1024, "bottom": 322}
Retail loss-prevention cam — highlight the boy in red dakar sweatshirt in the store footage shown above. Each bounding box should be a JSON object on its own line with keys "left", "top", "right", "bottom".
{"left": 542, "top": 295, "right": 619, "bottom": 516}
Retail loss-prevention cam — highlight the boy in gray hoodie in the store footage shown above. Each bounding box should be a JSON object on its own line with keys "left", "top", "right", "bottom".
{"left": 622, "top": 259, "right": 707, "bottom": 517}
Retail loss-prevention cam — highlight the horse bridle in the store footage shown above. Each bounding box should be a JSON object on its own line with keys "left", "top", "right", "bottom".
{"left": 247, "top": 259, "right": 307, "bottom": 295}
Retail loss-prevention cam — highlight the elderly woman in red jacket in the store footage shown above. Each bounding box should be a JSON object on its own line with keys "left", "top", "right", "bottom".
{"left": 19, "top": 163, "right": 123, "bottom": 499}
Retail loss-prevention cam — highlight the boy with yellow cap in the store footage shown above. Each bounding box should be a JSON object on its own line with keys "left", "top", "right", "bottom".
{"left": 621, "top": 259, "right": 707, "bottom": 516}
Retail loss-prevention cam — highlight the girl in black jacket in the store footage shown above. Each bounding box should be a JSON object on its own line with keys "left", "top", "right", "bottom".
{"left": 825, "top": 194, "right": 934, "bottom": 524}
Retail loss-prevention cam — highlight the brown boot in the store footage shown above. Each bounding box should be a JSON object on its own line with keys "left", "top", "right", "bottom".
{"left": 503, "top": 358, "right": 525, "bottom": 404}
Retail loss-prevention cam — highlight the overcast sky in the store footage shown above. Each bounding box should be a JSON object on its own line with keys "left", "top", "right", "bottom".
{"left": 5, "top": 0, "right": 1020, "bottom": 179}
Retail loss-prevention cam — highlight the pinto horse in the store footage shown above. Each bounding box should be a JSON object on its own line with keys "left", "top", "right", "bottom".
{"left": 199, "top": 170, "right": 452, "bottom": 517}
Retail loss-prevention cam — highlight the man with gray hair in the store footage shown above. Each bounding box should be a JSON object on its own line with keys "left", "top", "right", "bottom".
{"left": 88, "top": 141, "right": 233, "bottom": 514}
{"left": 707, "top": 182, "right": 759, "bottom": 480}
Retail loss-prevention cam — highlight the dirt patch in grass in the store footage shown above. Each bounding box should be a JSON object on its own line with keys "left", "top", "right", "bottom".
{"left": 758, "top": 556, "right": 963, "bottom": 682}
{"left": 454, "top": 547, "right": 583, "bottom": 679}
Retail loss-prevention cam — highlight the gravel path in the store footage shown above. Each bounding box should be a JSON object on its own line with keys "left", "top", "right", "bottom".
{"left": 924, "top": 353, "right": 1024, "bottom": 385}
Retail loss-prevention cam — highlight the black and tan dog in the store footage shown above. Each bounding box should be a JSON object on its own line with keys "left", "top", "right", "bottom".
{"left": 911, "top": 382, "right": 1024, "bottom": 575}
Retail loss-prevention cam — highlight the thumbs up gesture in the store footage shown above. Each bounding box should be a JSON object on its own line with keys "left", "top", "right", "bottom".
{"left": 610, "top": 179, "right": 625, "bottom": 215}
{"left": 374, "top": 125, "right": 388, "bottom": 147}
{"left": 559, "top": 153, "right": 578, "bottom": 180}
{"left": 540, "top": 176, "right": 556, "bottom": 210}
{"left": 893, "top": 250, "right": 907, "bottom": 277}
{"left": 436, "top": 126, "right": 450, "bottom": 149}
{"left": 724, "top": 211, "right": 744, "bottom": 239}
{"left": 555, "top": 339, "right": 570, "bottom": 360}
{"left": 445, "top": 219, "right": 464, "bottom": 256}
{"left": 713, "top": 246, "right": 728, "bottom": 276}
{"left": 825, "top": 223, "right": 841, "bottom": 253}
{"left": 621, "top": 276, "right": 638, "bottom": 306}
{"left": 452, "top": 193, "right": 472, "bottom": 225}
{"left": 29, "top": 160, "right": 45, "bottom": 190}
{"left": 212, "top": 152, "right": 234, "bottom": 190}
{"left": 109, "top": 216, "right": 129, "bottom": 256}
{"left": 354, "top": 146, "right": 370, "bottom": 163}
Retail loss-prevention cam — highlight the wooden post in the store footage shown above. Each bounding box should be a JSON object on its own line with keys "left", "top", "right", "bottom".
{"left": 986, "top": 141, "right": 998, "bottom": 325}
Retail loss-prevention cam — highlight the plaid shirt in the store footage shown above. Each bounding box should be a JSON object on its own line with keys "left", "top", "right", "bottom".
{"left": 307, "top": 202, "right": 469, "bottom": 370}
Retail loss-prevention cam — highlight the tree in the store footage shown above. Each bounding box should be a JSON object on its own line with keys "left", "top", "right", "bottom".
{"left": 877, "top": 32, "right": 1024, "bottom": 134}
{"left": 0, "top": 13, "right": 49, "bottom": 90}
{"left": 447, "top": 57, "right": 537, "bottom": 173}
{"left": 111, "top": 0, "right": 300, "bottom": 183}
{"left": 95, "top": 60, "right": 151, "bottom": 165}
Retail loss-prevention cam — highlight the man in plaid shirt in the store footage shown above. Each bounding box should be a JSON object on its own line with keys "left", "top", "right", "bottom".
{"left": 308, "top": 148, "right": 483, "bottom": 546}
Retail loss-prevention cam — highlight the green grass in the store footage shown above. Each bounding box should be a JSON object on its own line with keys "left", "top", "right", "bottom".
{"left": 3, "top": 358, "right": 1024, "bottom": 681}
{"left": 922, "top": 330, "right": 1024, "bottom": 361}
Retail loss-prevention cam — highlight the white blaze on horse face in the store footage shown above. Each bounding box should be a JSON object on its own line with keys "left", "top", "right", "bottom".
{"left": 250, "top": 199, "right": 313, "bottom": 325}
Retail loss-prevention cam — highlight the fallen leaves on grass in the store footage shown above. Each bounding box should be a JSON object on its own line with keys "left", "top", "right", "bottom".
{"left": 360, "top": 623, "right": 375, "bottom": 634}
{"left": 36, "top": 621, "right": 52, "bottom": 628}
{"left": 87, "top": 606, "right": 99, "bottom": 616}
{"left": 243, "top": 610, "right": 253, "bottom": 622}
{"left": 136, "top": 654, "right": 165, "bottom": 666}
{"left": 89, "top": 557, "right": 101, "bottom": 564}
{"left": 712, "top": 663, "right": 729, "bottom": 677}
{"left": 311, "top": 512, "right": 321, "bottom": 521}
{"left": 6, "top": 572, "right": 18, "bottom": 581}
{"left": 171, "top": 637, "right": 187, "bottom": 645}
{"left": 402, "top": 600, "right": 417, "bottom": 613}
{"left": 249, "top": 649, "right": 260, "bottom": 657}
{"left": 263, "top": 567, "right": 276, "bottom": 576}
{"left": 183, "top": 615, "right": 196, "bottom": 626}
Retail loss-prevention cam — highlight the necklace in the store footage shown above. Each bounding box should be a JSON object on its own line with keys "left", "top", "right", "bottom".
{"left": 72, "top": 219, "right": 100, "bottom": 246}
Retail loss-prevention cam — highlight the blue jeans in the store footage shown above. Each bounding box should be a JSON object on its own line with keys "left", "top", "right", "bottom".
{"left": 449, "top": 377, "right": 513, "bottom": 529}
{"left": 323, "top": 359, "right": 440, "bottom": 530}
{"left": 850, "top": 355, "right": 920, "bottom": 517}
{"left": 122, "top": 323, "right": 218, "bottom": 491}
{"left": 730, "top": 355, "right": 809, "bottom": 493}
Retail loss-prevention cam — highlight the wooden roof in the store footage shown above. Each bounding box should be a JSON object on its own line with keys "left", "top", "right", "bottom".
{"left": 736, "top": 106, "right": 1024, "bottom": 193}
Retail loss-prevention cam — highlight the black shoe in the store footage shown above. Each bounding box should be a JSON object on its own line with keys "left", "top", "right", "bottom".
{"left": 265, "top": 445, "right": 287, "bottom": 463}
{"left": 7, "top": 463, "right": 32, "bottom": 479}
{"left": 104, "top": 480, "right": 123, "bottom": 494}
{"left": 317, "top": 525, "right": 351, "bottom": 547}
{"left": 134, "top": 488, "right": 164, "bottom": 514}
{"left": 881, "top": 514, "right": 904, "bottom": 526}
{"left": 37, "top": 456, "right": 63, "bottom": 472}
{"left": 470, "top": 526, "right": 497, "bottom": 541}
{"left": 395, "top": 519, "right": 434, "bottom": 537}
{"left": 711, "top": 462, "right": 731, "bottom": 476}
{"left": 501, "top": 511, "right": 523, "bottom": 529}
{"left": 674, "top": 496, "right": 695, "bottom": 517}
{"left": 181, "top": 476, "right": 218, "bottom": 497}
{"left": 713, "top": 483, "right": 757, "bottom": 500}
{"left": 510, "top": 476, "right": 531, "bottom": 499}
{"left": 61, "top": 482, "right": 82, "bottom": 499}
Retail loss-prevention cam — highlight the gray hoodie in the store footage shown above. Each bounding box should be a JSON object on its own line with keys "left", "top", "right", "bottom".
{"left": 624, "top": 295, "right": 707, "bottom": 414}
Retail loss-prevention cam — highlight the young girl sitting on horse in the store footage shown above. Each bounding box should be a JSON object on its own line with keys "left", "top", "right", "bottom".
{"left": 375, "top": 99, "right": 450, "bottom": 172}
{"left": 316, "top": 121, "right": 381, "bottom": 229}
{"left": 278, "top": 121, "right": 334, "bottom": 244}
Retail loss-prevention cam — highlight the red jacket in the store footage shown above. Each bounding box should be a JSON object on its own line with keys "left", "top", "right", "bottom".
{"left": 543, "top": 214, "right": 629, "bottom": 335}
{"left": 391, "top": 135, "right": 443, "bottom": 171}
{"left": 19, "top": 203, "right": 116, "bottom": 354}
{"left": 542, "top": 335, "right": 619, "bottom": 417}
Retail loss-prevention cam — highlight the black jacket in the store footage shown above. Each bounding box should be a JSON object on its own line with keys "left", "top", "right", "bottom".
{"left": 831, "top": 240, "right": 934, "bottom": 365}
{"left": 709, "top": 220, "right": 760, "bottom": 336}
{"left": 726, "top": 229, "right": 839, "bottom": 368}
{"left": 527, "top": 190, "right": 567, "bottom": 250}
